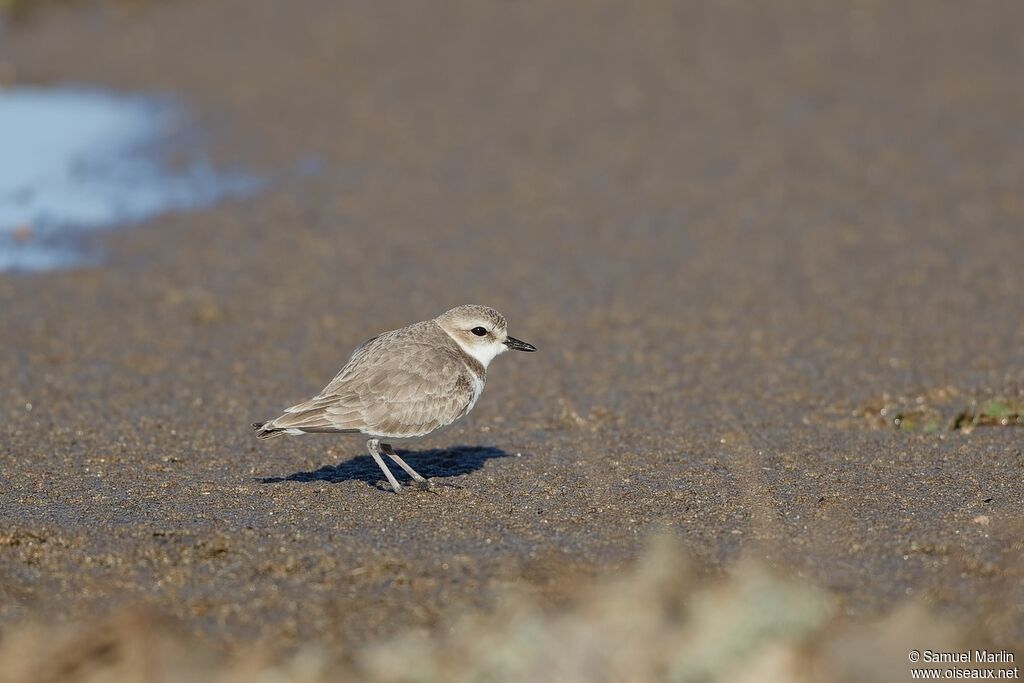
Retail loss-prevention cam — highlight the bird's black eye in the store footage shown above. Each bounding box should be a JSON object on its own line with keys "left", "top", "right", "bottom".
{"left": 471, "top": 326, "right": 488, "bottom": 336}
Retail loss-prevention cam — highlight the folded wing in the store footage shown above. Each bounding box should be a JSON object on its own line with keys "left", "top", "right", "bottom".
{"left": 265, "top": 330, "right": 479, "bottom": 438}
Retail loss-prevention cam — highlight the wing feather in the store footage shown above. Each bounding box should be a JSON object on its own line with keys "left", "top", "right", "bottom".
{"left": 265, "top": 322, "right": 481, "bottom": 437}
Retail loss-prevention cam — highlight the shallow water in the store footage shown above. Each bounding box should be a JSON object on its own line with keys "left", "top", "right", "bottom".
{"left": 0, "top": 86, "right": 260, "bottom": 271}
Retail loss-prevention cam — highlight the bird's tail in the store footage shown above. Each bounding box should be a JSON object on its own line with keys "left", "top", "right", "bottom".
{"left": 251, "top": 421, "right": 283, "bottom": 439}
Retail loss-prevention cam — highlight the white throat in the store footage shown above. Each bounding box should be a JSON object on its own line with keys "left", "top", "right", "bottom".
{"left": 448, "top": 333, "right": 507, "bottom": 369}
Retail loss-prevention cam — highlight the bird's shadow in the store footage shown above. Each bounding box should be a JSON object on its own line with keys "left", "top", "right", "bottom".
{"left": 257, "top": 445, "right": 511, "bottom": 490}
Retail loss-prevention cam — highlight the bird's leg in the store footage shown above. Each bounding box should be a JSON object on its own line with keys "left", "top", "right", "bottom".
{"left": 367, "top": 438, "right": 402, "bottom": 493}
{"left": 381, "top": 443, "right": 429, "bottom": 485}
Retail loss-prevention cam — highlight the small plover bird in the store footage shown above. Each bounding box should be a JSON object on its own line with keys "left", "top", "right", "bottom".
{"left": 253, "top": 305, "right": 536, "bottom": 492}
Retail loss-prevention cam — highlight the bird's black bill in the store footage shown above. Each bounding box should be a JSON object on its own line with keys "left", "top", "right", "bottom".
{"left": 504, "top": 336, "right": 537, "bottom": 352}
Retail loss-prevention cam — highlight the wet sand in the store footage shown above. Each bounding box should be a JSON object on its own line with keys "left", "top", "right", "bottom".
{"left": 1, "top": 0, "right": 1023, "bottom": 652}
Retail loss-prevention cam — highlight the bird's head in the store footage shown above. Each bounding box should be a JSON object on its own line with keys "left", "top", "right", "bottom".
{"left": 436, "top": 304, "right": 536, "bottom": 368}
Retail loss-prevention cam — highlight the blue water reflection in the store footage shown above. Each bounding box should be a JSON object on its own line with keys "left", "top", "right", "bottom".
{"left": 0, "top": 86, "right": 260, "bottom": 271}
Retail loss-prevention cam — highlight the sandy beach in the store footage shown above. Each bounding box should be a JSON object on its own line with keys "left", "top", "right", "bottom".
{"left": 1, "top": 1, "right": 1022, "bottom": 676}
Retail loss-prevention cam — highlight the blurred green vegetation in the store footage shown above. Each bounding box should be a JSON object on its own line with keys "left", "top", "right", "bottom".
{"left": 0, "top": 0, "right": 155, "bottom": 22}
{"left": 0, "top": 535, "right": 989, "bottom": 683}
{"left": 2, "top": 0, "right": 70, "bottom": 22}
